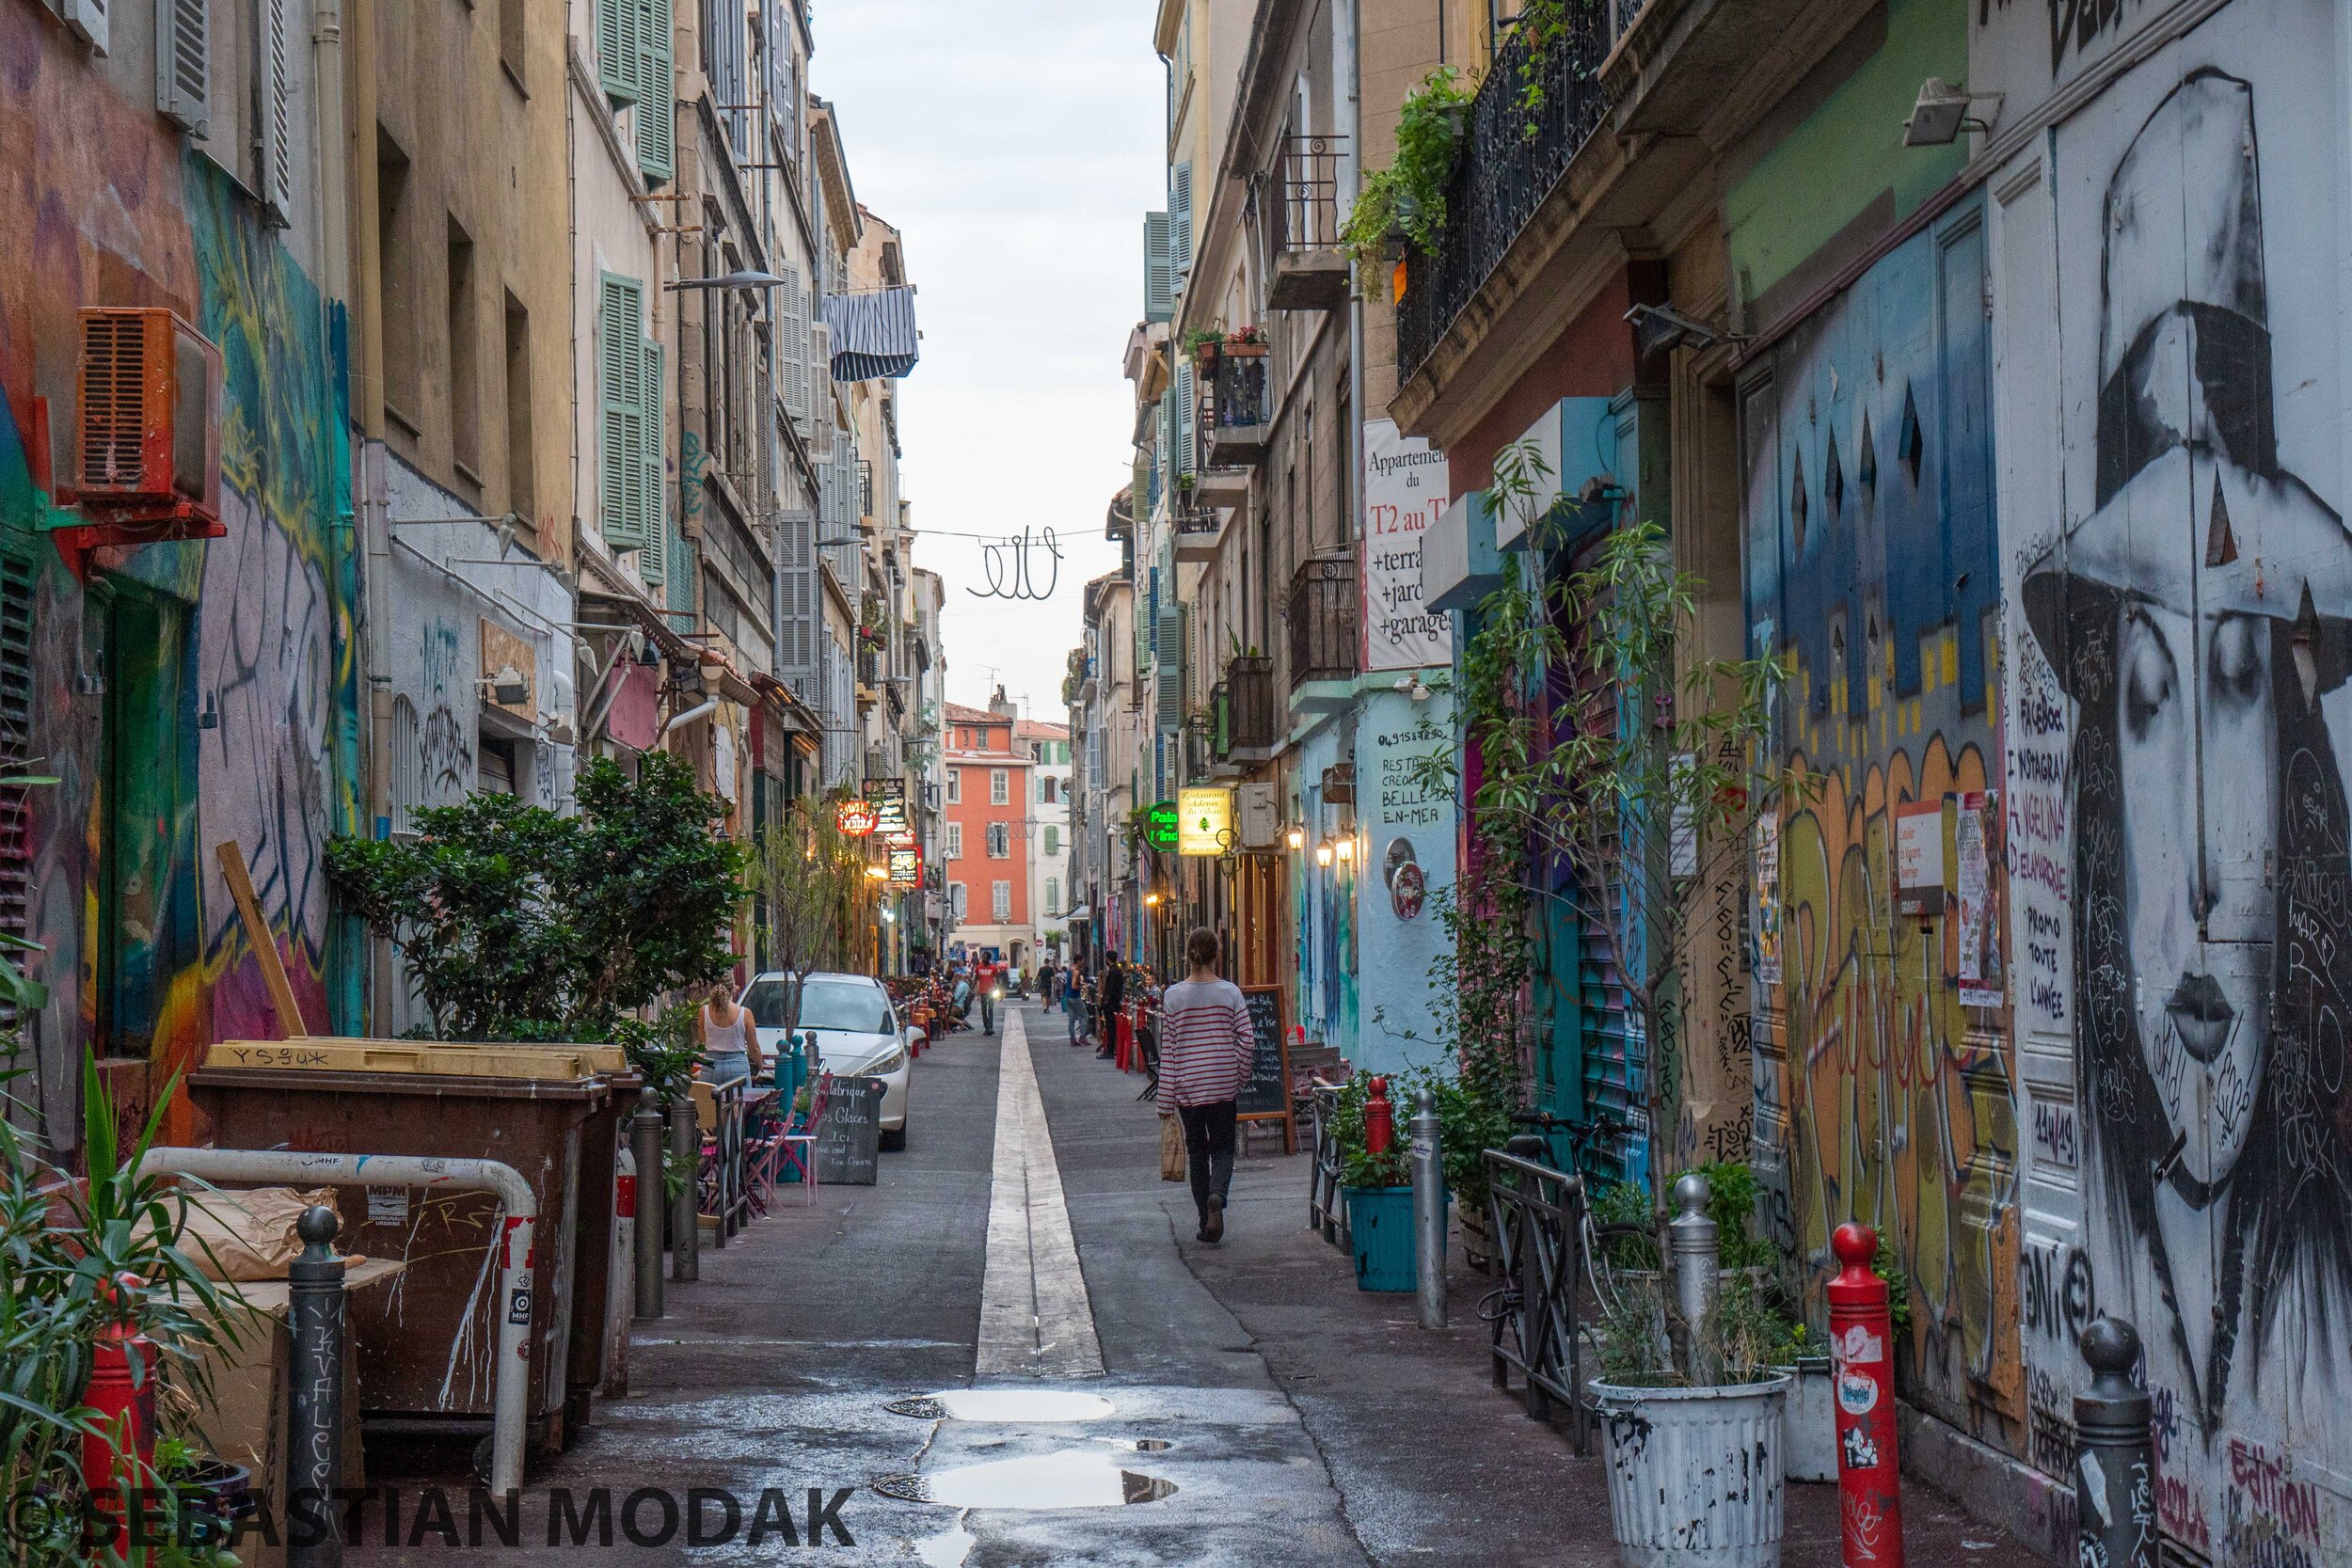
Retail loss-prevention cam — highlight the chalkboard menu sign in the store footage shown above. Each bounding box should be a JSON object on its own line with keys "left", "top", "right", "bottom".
{"left": 813, "top": 1076, "right": 887, "bottom": 1185}
{"left": 1236, "top": 986, "right": 1296, "bottom": 1153}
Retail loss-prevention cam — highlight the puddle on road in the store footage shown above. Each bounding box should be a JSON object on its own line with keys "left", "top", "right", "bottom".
{"left": 886, "top": 1389, "right": 1118, "bottom": 1423}
{"left": 873, "top": 1450, "right": 1178, "bottom": 1510}
{"left": 914, "top": 1512, "right": 976, "bottom": 1567}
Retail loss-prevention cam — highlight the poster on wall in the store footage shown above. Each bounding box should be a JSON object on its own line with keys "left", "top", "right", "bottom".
{"left": 1893, "top": 799, "right": 1946, "bottom": 917}
{"left": 1954, "top": 791, "right": 2002, "bottom": 1007}
{"left": 1361, "top": 419, "right": 1452, "bottom": 672}
{"left": 1752, "top": 813, "right": 1781, "bottom": 987}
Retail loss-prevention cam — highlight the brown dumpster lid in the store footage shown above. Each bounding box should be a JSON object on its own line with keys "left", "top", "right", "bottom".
{"left": 204, "top": 1038, "right": 599, "bottom": 1080}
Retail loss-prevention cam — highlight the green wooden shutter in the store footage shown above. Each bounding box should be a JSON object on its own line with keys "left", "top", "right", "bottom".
{"left": 597, "top": 0, "right": 638, "bottom": 103}
{"left": 1172, "top": 365, "right": 1195, "bottom": 476}
{"left": 1168, "top": 165, "right": 1193, "bottom": 286}
{"left": 636, "top": 0, "right": 675, "bottom": 182}
{"left": 1144, "top": 212, "right": 1172, "bottom": 324}
{"left": 597, "top": 276, "right": 646, "bottom": 551}
{"left": 639, "top": 338, "right": 667, "bottom": 585}
{"left": 1155, "top": 607, "right": 1184, "bottom": 732}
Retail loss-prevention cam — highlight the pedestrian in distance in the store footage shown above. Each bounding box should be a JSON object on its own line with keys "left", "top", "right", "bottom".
{"left": 694, "top": 977, "right": 763, "bottom": 1085}
{"left": 977, "top": 955, "right": 1000, "bottom": 1036}
{"left": 1095, "top": 951, "right": 1126, "bottom": 1060}
{"left": 1157, "top": 928, "right": 1254, "bottom": 1244}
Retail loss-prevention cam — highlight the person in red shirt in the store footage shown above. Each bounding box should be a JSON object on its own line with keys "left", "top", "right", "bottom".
{"left": 976, "top": 956, "right": 1001, "bottom": 1036}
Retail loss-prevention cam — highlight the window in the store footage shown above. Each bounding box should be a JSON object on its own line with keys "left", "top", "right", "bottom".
{"left": 950, "top": 882, "right": 967, "bottom": 919}
{"left": 946, "top": 768, "right": 961, "bottom": 803}
{"left": 1043, "top": 826, "right": 1059, "bottom": 857}
{"left": 992, "top": 881, "right": 1011, "bottom": 922}
{"left": 376, "top": 131, "right": 418, "bottom": 425}
{"left": 946, "top": 821, "right": 962, "bottom": 859}
{"left": 447, "top": 218, "right": 480, "bottom": 484}
{"left": 499, "top": 0, "right": 526, "bottom": 85}
{"left": 990, "top": 768, "right": 1009, "bottom": 805}
{"left": 1045, "top": 878, "right": 1060, "bottom": 916}
{"left": 503, "top": 293, "right": 534, "bottom": 523}
{"left": 987, "top": 822, "right": 1009, "bottom": 859}
{"left": 1041, "top": 776, "right": 1058, "bottom": 804}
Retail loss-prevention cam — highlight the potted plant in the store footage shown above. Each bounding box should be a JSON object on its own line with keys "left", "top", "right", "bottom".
{"left": 1589, "top": 1174, "right": 1797, "bottom": 1566}
{"left": 1330, "top": 1077, "right": 1439, "bottom": 1291}
{"left": 1182, "top": 327, "right": 1223, "bottom": 368}
{"left": 1221, "top": 325, "right": 1268, "bottom": 356}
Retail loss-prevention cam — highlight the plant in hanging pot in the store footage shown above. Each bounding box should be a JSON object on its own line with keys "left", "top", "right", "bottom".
{"left": 1588, "top": 1173, "right": 1798, "bottom": 1568}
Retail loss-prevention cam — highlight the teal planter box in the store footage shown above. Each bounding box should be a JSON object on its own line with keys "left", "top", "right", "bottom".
{"left": 1346, "top": 1185, "right": 1444, "bottom": 1291}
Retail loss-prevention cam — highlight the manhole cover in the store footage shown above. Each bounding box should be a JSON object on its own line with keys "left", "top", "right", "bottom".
{"left": 884, "top": 1398, "right": 947, "bottom": 1419}
{"left": 870, "top": 1473, "right": 934, "bottom": 1502}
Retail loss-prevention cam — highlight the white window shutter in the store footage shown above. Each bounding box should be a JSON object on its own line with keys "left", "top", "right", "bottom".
{"left": 778, "top": 262, "right": 806, "bottom": 422}
{"left": 807, "top": 323, "right": 834, "bottom": 458}
{"left": 259, "top": 0, "right": 294, "bottom": 221}
{"left": 60, "top": 0, "right": 108, "bottom": 55}
{"left": 156, "top": 0, "right": 210, "bottom": 133}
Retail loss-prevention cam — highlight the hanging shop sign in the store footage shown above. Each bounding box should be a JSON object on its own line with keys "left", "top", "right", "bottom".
{"left": 1178, "top": 786, "right": 1233, "bottom": 858}
{"left": 866, "top": 778, "right": 909, "bottom": 836}
{"left": 1142, "top": 800, "right": 1179, "bottom": 851}
{"left": 889, "top": 847, "right": 921, "bottom": 886}
{"left": 836, "top": 799, "right": 879, "bottom": 837}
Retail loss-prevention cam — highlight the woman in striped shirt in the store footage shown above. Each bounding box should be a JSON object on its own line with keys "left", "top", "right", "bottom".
{"left": 1157, "top": 927, "right": 1256, "bottom": 1243}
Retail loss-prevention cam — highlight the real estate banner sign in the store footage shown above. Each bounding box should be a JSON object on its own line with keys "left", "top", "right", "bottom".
{"left": 1361, "top": 419, "right": 1452, "bottom": 672}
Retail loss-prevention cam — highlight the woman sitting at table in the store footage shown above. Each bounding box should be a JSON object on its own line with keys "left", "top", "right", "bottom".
{"left": 695, "top": 978, "right": 764, "bottom": 1085}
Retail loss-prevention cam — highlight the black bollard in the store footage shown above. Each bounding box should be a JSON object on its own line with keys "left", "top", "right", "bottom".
{"left": 2075, "top": 1315, "right": 2157, "bottom": 1568}
{"left": 630, "top": 1102, "right": 666, "bottom": 1320}
{"left": 669, "top": 1094, "right": 701, "bottom": 1283}
{"left": 287, "top": 1204, "right": 344, "bottom": 1568}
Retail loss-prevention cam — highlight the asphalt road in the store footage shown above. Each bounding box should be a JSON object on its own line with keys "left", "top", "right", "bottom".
{"left": 338, "top": 1002, "right": 2044, "bottom": 1566}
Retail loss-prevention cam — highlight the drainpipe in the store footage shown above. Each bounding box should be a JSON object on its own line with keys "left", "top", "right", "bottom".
{"left": 139, "top": 1148, "right": 537, "bottom": 1496}
{"left": 660, "top": 697, "right": 720, "bottom": 739}
{"left": 346, "top": 0, "right": 397, "bottom": 1030}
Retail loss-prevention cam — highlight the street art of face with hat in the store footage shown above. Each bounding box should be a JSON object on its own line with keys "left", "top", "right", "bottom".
{"left": 2023, "top": 69, "right": 2352, "bottom": 1438}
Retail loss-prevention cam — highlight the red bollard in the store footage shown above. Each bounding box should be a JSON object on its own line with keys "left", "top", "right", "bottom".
{"left": 83, "top": 1271, "right": 158, "bottom": 1560}
{"left": 1363, "top": 1075, "right": 1394, "bottom": 1156}
{"left": 1829, "top": 1223, "right": 1903, "bottom": 1567}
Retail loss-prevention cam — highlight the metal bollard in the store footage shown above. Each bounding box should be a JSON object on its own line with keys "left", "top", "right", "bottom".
{"left": 287, "top": 1206, "right": 345, "bottom": 1568}
{"left": 1668, "top": 1172, "right": 1720, "bottom": 1385}
{"left": 2075, "top": 1316, "right": 2157, "bottom": 1568}
{"left": 1409, "top": 1087, "right": 1446, "bottom": 1330}
{"left": 1363, "top": 1075, "right": 1393, "bottom": 1154}
{"left": 669, "top": 1093, "right": 701, "bottom": 1282}
{"left": 81, "top": 1272, "right": 154, "bottom": 1560}
{"left": 631, "top": 1101, "right": 667, "bottom": 1318}
{"left": 1829, "top": 1222, "right": 1905, "bottom": 1568}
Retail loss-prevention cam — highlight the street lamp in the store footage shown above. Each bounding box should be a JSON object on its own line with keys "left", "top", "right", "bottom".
{"left": 1334, "top": 836, "right": 1354, "bottom": 863}
{"left": 1285, "top": 825, "right": 1305, "bottom": 851}
{"left": 1314, "top": 844, "right": 1333, "bottom": 868}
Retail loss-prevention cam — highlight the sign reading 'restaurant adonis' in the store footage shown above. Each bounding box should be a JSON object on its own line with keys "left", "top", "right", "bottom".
{"left": 1361, "top": 419, "right": 1452, "bottom": 673}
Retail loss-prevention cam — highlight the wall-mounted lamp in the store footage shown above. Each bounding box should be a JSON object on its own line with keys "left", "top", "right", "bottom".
{"left": 1576, "top": 472, "right": 1628, "bottom": 508}
{"left": 1902, "top": 78, "right": 2003, "bottom": 147}
{"left": 482, "top": 665, "right": 529, "bottom": 705}
{"left": 639, "top": 640, "right": 663, "bottom": 669}
{"left": 1145, "top": 892, "right": 1163, "bottom": 907}
{"left": 1314, "top": 844, "right": 1333, "bottom": 868}
{"left": 1334, "top": 837, "right": 1354, "bottom": 863}
{"left": 1623, "top": 303, "right": 1744, "bottom": 360}
{"left": 1285, "top": 825, "right": 1305, "bottom": 851}
{"left": 865, "top": 864, "right": 889, "bottom": 880}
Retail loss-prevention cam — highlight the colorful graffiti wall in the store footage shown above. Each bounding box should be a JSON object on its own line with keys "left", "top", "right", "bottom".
{"left": 0, "top": 9, "right": 359, "bottom": 1143}
{"left": 1741, "top": 198, "right": 2022, "bottom": 1449}
{"left": 1982, "top": 0, "right": 2352, "bottom": 1558}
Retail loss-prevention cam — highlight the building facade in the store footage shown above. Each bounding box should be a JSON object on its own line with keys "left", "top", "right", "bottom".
{"left": 942, "top": 697, "right": 1033, "bottom": 967}
{"left": 1019, "top": 717, "right": 1072, "bottom": 966}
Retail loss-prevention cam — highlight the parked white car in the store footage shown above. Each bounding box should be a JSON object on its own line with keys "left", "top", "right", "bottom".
{"left": 739, "top": 971, "right": 916, "bottom": 1149}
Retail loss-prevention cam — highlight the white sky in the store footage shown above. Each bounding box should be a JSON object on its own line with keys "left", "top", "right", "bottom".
{"left": 812, "top": 0, "right": 1164, "bottom": 727}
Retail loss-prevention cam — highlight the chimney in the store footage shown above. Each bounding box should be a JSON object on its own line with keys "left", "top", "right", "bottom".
{"left": 989, "top": 686, "right": 1015, "bottom": 720}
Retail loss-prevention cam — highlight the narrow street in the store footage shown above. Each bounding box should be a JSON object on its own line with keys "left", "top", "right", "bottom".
{"left": 348, "top": 1007, "right": 2042, "bottom": 1565}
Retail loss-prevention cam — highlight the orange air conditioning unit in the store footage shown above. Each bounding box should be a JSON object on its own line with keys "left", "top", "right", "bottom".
{"left": 56, "top": 308, "right": 226, "bottom": 574}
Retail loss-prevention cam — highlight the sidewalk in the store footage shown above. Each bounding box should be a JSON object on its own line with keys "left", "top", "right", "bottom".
{"left": 1035, "top": 1022, "right": 2048, "bottom": 1568}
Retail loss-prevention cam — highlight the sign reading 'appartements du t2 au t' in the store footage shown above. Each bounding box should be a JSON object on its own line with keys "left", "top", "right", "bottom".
{"left": 1361, "top": 420, "right": 1452, "bottom": 672}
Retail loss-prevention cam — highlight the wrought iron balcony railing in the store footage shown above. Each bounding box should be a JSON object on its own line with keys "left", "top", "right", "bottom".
{"left": 1201, "top": 347, "right": 1272, "bottom": 466}
{"left": 1288, "top": 556, "right": 1360, "bottom": 689}
{"left": 1397, "top": 13, "right": 1625, "bottom": 380}
{"left": 1274, "top": 135, "right": 1344, "bottom": 251}
{"left": 1221, "top": 656, "right": 1279, "bottom": 753}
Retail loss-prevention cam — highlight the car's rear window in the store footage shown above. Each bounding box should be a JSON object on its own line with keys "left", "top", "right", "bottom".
{"left": 740, "top": 978, "right": 793, "bottom": 1028}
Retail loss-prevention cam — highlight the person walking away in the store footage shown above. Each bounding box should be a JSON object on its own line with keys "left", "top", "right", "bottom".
{"left": 696, "top": 979, "right": 763, "bottom": 1085}
{"left": 1095, "top": 952, "right": 1127, "bottom": 1060}
{"left": 1157, "top": 929, "right": 1254, "bottom": 1243}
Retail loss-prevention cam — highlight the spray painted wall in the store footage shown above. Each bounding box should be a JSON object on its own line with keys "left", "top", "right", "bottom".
{"left": 1981, "top": 0, "right": 2352, "bottom": 1558}
{"left": 1354, "top": 686, "right": 1455, "bottom": 1076}
{"left": 0, "top": 9, "right": 361, "bottom": 1145}
{"left": 1742, "top": 196, "right": 2020, "bottom": 1450}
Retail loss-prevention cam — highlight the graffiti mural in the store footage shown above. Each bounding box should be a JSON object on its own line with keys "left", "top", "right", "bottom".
{"left": 2007, "top": 8, "right": 2352, "bottom": 1551}
{"left": 1743, "top": 197, "right": 2023, "bottom": 1446}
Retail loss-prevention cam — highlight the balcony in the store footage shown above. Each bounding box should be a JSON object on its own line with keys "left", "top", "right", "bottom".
{"left": 1172, "top": 499, "right": 1224, "bottom": 563}
{"left": 1288, "top": 556, "right": 1359, "bottom": 708}
{"left": 1269, "top": 135, "right": 1349, "bottom": 312}
{"left": 1218, "top": 656, "right": 1279, "bottom": 760}
{"left": 1202, "top": 347, "right": 1271, "bottom": 467}
{"left": 1397, "top": 17, "right": 1622, "bottom": 383}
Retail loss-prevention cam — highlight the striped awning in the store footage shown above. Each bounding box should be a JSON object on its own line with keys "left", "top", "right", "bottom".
{"left": 821, "top": 286, "right": 920, "bottom": 382}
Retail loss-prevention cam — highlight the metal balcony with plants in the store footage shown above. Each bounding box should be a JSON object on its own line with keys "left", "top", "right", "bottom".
{"left": 1219, "top": 653, "right": 1279, "bottom": 757}
{"left": 1288, "top": 555, "right": 1360, "bottom": 694}
{"left": 1188, "top": 329, "right": 1273, "bottom": 466}
{"left": 1396, "top": 8, "right": 1629, "bottom": 379}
